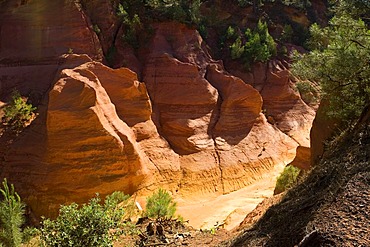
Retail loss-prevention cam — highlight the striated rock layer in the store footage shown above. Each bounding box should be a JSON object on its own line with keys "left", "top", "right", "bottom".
{"left": 0, "top": 1, "right": 315, "bottom": 218}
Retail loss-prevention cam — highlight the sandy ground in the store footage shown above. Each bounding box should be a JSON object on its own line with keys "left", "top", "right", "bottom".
{"left": 176, "top": 162, "right": 286, "bottom": 231}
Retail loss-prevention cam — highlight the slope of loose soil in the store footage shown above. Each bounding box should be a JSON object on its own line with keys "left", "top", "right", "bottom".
{"left": 222, "top": 107, "right": 370, "bottom": 247}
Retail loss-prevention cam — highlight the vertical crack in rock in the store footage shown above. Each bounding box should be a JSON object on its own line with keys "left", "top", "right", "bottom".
{"left": 74, "top": 1, "right": 101, "bottom": 60}
{"left": 209, "top": 94, "right": 225, "bottom": 193}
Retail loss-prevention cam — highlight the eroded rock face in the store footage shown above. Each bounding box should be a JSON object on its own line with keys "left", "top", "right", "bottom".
{"left": 229, "top": 61, "right": 316, "bottom": 147}
{"left": 0, "top": 0, "right": 102, "bottom": 102}
{"left": 0, "top": 0, "right": 101, "bottom": 61}
{"left": 288, "top": 146, "right": 311, "bottom": 170}
{"left": 310, "top": 100, "right": 342, "bottom": 166}
{"left": 0, "top": 3, "right": 315, "bottom": 218}
{"left": 142, "top": 22, "right": 298, "bottom": 195}
{"left": 0, "top": 58, "right": 155, "bottom": 217}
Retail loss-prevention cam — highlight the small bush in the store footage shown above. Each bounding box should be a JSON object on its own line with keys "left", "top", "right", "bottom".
{"left": 0, "top": 179, "right": 25, "bottom": 247}
{"left": 229, "top": 20, "right": 276, "bottom": 70}
{"left": 22, "top": 227, "right": 40, "bottom": 244}
{"left": 145, "top": 189, "right": 177, "bottom": 220}
{"left": 2, "top": 91, "right": 36, "bottom": 132}
{"left": 40, "top": 192, "right": 129, "bottom": 247}
{"left": 274, "top": 165, "right": 301, "bottom": 195}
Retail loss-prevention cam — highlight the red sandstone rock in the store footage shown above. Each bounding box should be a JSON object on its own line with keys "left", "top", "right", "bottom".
{"left": 261, "top": 61, "right": 316, "bottom": 147}
{"left": 0, "top": 13, "right": 313, "bottom": 218}
{"left": 206, "top": 64, "right": 262, "bottom": 135}
{"left": 227, "top": 60, "right": 315, "bottom": 147}
{"left": 142, "top": 22, "right": 298, "bottom": 196}
{"left": 0, "top": 58, "right": 157, "bottom": 217}
{"left": 79, "top": 0, "right": 119, "bottom": 56}
{"left": 0, "top": 0, "right": 101, "bottom": 61}
{"left": 288, "top": 146, "right": 311, "bottom": 170}
{"left": 310, "top": 100, "right": 342, "bottom": 166}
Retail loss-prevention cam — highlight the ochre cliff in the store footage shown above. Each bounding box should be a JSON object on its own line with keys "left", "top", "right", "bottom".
{"left": 0, "top": 0, "right": 316, "bottom": 218}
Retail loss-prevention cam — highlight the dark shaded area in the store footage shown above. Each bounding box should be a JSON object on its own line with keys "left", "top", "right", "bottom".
{"left": 223, "top": 105, "right": 370, "bottom": 246}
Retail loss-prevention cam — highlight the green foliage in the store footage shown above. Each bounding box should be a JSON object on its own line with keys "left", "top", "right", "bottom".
{"left": 2, "top": 91, "right": 36, "bottom": 132}
{"left": 280, "top": 24, "right": 293, "bottom": 43}
{"left": 237, "top": 0, "right": 310, "bottom": 9}
{"left": 226, "top": 26, "right": 237, "bottom": 40}
{"left": 292, "top": 14, "right": 370, "bottom": 121}
{"left": 40, "top": 192, "right": 129, "bottom": 247}
{"left": 236, "top": 0, "right": 252, "bottom": 7}
{"left": 145, "top": 189, "right": 177, "bottom": 220}
{"left": 145, "top": 0, "right": 202, "bottom": 25}
{"left": 116, "top": 2, "right": 142, "bottom": 48}
{"left": 115, "top": 0, "right": 203, "bottom": 49}
{"left": 278, "top": 0, "right": 311, "bottom": 9}
{"left": 229, "top": 20, "right": 277, "bottom": 69}
{"left": 333, "top": 0, "right": 370, "bottom": 19}
{"left": 274, "top": 166, "right": 301, "bottom": 194}
{"left": 92, "top": 24, "right": 101, "bottom": 35}
{"left": 295, "top": 81, "right": 319, "bottom": 105}
{"left": 22, "top": 227, "right": 40, "bottom": 244}
{"left": 0, "top": 179, "right": 25, "bottom": 247}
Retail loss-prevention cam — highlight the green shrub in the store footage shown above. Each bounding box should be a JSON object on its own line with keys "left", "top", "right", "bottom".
{"left": 115, "top": 0, "right": 204, "bottom": 49}
{"left": 274, "top": 166, "right": 301, "bottom": 195}
{"left": 2, "top": 91, "right": 36, "bottom": 132}
{"left": 22, "top": 226, "right": 40, "bottom": 244}
{"left": 145, "top": 189, "right": 177, "bottom": 220}
{"left": 40, "top": 192, "right": 129, "bottom": 247}
{"left": 0, "top": 179, "right": 25, "bottom": 247}
{"left": 229, "top": 20, "right": 276, "bottom": 70}
{"left": 226, "top": 26, "right": 237, "bottom": 40}
{"left": 145, "top": 0, "right": 201, "bottom": 25}
{"left": 292, "top": 14, "right": 370, "bottom": 121}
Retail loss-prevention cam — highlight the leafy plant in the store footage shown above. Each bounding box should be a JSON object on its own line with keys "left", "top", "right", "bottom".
{"left": 22, "top": 227, "right": 40, "bottom": 244}
{"left": 274, "top": 165, "right": 301, "bottom": 195}
{"left": 229, "top": 20, "right": 276, "bottom": 69}
{"left": 40, "top": 192, "right": 129, "bottom": 247}
{"left": 145, "top": 0, "right": 201, "bottom": 25}
{"left": 145, "top": 189, "right": 177, "bottom": 220}
{"left": 115, "top": 0, "right": 204, "bottom": 49}
{"left": 0, "top": 179, "right": 25, "bottom": 247}
{"left": 292, "top": 14, "right": 370, "bottom": 122}
{"left": 2, "top": 91, "right": 36, "bottom": 132}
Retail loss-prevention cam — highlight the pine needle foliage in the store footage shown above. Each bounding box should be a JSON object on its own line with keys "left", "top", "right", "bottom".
{"left": 0, "top": 179, "right": 25, "bottom": 247}
{"left": 145, "top": 189, "right": 177, "bottom": 220}
{"left": 292, "top": 1, "right": 370, "bottom": 122}
{"left": 229, "top": 20, "right": 276, "bottom": 70}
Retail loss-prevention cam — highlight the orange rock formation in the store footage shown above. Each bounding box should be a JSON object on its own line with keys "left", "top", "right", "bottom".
{"left": 0, "top": 0, "right": 316, "bottom": 218}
